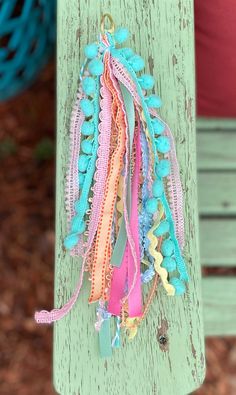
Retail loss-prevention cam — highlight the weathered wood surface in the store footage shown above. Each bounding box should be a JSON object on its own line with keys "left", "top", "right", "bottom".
{"left": 197, "top": 131, "right": 236, "bottom": 170}
{"left": 197, "top": 119, "right": 236, "bottom": 265}
{"left": 197, "top": 118, "right": 236, "bottom": 335}
{"left": 54, "top": 1, "right": 205, "bottom": 394}
{"left": 202, "top": 277, "right": 236, "bottom": 336}
{"left": 200, "top": 219, "right": 236, "bottom": 266}
{"left": 198, "top": 172, "right": 236, "bottom": 216}
{"left": 197, "top": 117, "right": 236, "bottom": 130}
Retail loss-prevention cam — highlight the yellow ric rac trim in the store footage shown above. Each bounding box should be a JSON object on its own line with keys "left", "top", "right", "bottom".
{"left": 147, "top": 204, "right": 175, "bottom": 296}
{"left": 125, "top": 317, "right": 140, "bottom": 340}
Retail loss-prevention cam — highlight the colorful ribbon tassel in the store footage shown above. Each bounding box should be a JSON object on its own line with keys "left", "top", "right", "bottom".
{"left": 35, "top": 16, "right": 189, "bottom": 357}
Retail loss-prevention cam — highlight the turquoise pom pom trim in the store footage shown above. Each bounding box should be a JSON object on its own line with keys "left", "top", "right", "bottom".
{"left": 78, "top": 154, "right": 89, "bottom": 172}
{"left": 152, "top": 118, "right": 165, "bottom": 134}
{"left": 81, "top": 140, "right": 93, "bottom": 155}
{"left": 84, "top": 43, "right": 98, "bottom": 59}
{"left": 88, "top": 58, "right": 104, "bottom": 76}
{"left": 129, "top": 55, "right": 145, "bottom": 72}
{"left": 64, "top": 233, "right": 80, "bottom": 249}
{"left": 114, "top": 27, "right": 129, "bottom": 44}
{"left": 146, "top": 95, "right": 162, "bottom": 108}
{"left": 154, "top": 220, "right": 170, "bottom": 237}
{"left": 156, "top": 136, "right": 170, "bottom": 154}
{"left": 161, "top": 257, "right": 177, "bottom": 272}
{"left": 139, "top": 74, "right": 155, "bottom": 90}
{"left": 121, "top": 48, "right": 134, "bottom": 59}
{"left": 80, "top": 99, "right": 94, "bottom": 117}
{"left": 82, "top": 77, "right": 96, "bottom": 95}
{"left": 66, "top": 77, "right": 100, "bottom": 250}
{"left": 146, "top": 198, "right": 158, "bottom": 214}
{"left": 161, "top": 239, "right": 175, "bottom": 257}
{"left": 157, "top": 159, "right": 170, "bottom": 178}
{"left": 78, "top": 173, "right": 85, "bottom": 186}
{"left": 152, "top": 179, "right": 164, "bottom": 197}
{"left": 169, "top": 277, "right": 186, "bottom": 295}
{"left": 81, "top": 121, "right": 94, "bottom": 136}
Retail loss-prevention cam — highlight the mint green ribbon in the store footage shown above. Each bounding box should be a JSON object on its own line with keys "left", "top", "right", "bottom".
{"left": 98, "top": 317, "right": 112, "bottom": 358}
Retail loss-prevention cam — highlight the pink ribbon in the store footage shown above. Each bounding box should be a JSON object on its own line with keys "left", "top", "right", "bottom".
{"left": 108, "top": 130, "right": 142, "bottom": 317}
{"left": 127, "top": 130, "right": 142, "bottom": 317}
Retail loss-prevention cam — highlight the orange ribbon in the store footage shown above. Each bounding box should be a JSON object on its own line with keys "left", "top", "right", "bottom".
{"left": 89, "top": 53, "right": 127, "bottom": 303}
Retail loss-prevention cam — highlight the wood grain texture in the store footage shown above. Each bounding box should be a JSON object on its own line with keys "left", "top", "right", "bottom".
{"left": 197, "top": 119, "right": 236, "bottom": 266}
{"left": 202, "top": 277, "right": 236, "bottom": 336}
{"left": 197, "top": 131, "right": 236, "bottom": 170}
{"left": 54, "top": 1, "right": 205, "bottom": 394}
{"left": 200, "top": 219, "right": 236, "bottom": 267}
{"left": 198, "top": 172, "right": 236, "bottom": 215}
{"left": 197, "top": 117, "right": 236, "bottom": 131}
{"left": 197, "top": 119, "right": 236, "bottom": 335}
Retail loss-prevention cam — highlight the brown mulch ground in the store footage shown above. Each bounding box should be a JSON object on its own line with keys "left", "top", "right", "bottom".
{"left": 0, "top": 63, "right": 235, "bottom": 395}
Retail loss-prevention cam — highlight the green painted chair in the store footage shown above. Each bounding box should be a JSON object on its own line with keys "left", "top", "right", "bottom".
{"left": 54, "top": 1, "right": 206, "bottom": 394}
{"left": 198, "top": 118, "right": 236, "bottom": 335}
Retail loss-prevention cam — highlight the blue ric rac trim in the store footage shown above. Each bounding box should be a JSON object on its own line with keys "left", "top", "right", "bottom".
{"left": 139, "top": 129, "right": 153, "bottom": 260}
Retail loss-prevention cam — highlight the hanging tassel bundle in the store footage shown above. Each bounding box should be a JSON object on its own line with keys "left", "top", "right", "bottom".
{"left": 35, "top": 14, "right": 189, "bottom": 357}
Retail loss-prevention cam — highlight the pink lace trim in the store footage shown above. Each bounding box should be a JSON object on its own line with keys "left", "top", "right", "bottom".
{"left": 65, "top": 88, "right": 85, "bottom": 256}
{"left": 164, "top": 128, "right": 185, "bottom": 250}
{"left": 84, "top": 54, "right": 112, "bottom": 257}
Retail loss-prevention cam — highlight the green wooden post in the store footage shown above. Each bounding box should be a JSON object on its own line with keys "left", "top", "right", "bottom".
{"left": 54, "top": 1, "right": 205, "bottom": 394}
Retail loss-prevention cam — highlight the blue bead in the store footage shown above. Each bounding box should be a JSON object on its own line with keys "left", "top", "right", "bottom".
{"left": 71, "top": 216, "right": 86, "bottom": 234}
{"left": 114, "top": 27, "right": 130, "bottom": 44}
{"left": 146, "top": 95, "right": 162, "bottom": 108}
{"left": 80, "top": 99, "right": 94, "bottom": 117}
{"left": 140, "top": 74, "right": 155, "bottom": 90}
{"left": 157, "top": 159, "right": 170, "bottom": 178}
{"left": 152, "top": 179, "right": 164, "bottom": 197}
{"left": 169, "top": 277, "right": 186, "bottom": 295}
{"left": 152, "top": 118, "right": 165, "bottom": 134}
{"left": 154, "top": 220, "right": 170, "bottom": 237}
{"left": 156, "top": 136, "right": 170, "bottom": 154}
{"left": 129, "top": 55, "right": 145, "bottom": 72}
{"left": 161, "top": 257, "right": 176, "bottom": 272}
{"left": 82, "top": 77, "right": 96, "bottom": 95}
{"left": 81, "top": 139, "right": 93, "bottom": 155}
{"left": 84, "top": 43, "right": 98, "bottom": 59}
{"left": 64, "top": 233, "right": 80, "bottom": 249}
{"left": 81, "top": 121, "right": 94, "bottom": 136}
{"left": 121, "top": 47, "right": 134, "bottom": 59}
{"left": 146, "top": 198, "right": 158, "bottom": 214}
{"left": 78, "top": 173, "right": 85, "bottom": 187}
{"left": 161, "top": 239, "right": 175, "bottom": 257}
{"left": 78, "top": 154, "right": 89, "bottom": 172}
{"left": 88, "top": 58, "right": 104, "bottom": 76}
